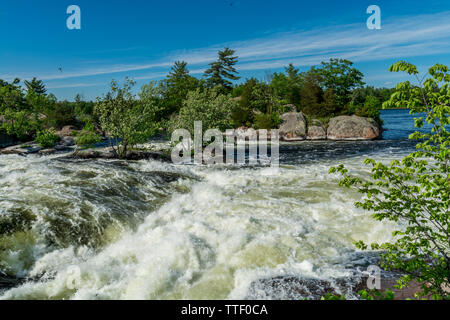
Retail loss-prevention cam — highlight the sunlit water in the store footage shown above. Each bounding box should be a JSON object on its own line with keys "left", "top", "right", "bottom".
{"left": 0, "top": 110, "right": 422, "bottom": 299}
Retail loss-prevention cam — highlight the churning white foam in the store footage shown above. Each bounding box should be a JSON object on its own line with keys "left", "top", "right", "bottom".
{"left": 0, "top": 153, "right": 398, "bottom": 300}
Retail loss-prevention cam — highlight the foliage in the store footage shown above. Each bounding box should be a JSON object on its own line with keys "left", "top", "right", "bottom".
{"left": 160, "top": 61, "right": 201, "bottom": 118}
{"left": 35, "top": 129, "right": 60, "bottom": 148}
{"left": 254, "top": 112, "right": 281, "bottom": 130}
{"left": 270, "top": 64, "right": 303, "bottom": 106}
{"left": 74, "top": 122, "right": 102, "bottom": 148}
{"left": 231, "top": 78, "right": 259, "bottom": 127}
{"left": 317, "top": 58, "right": 365, "bottom": 111}
{"left": 45, "top": 100, "right": 77, "bottom": 129}
{"left": 231, "top": 78, "right": 284, "bottom": 128}
{"left": 358, "top": 289, "right": 395, "bottom": 300}
{"left": 351, "top": 86, "right": 395, "bottom": 109}
{"left": 300, "top": 69, "right": 325, "bottom": 116}
{"left": 94, "top": 78, "right": 158, "bottom": 158}
{"left": 204, "top": 47, "right": 240, "bottom": 92}
{"left": 348, "top": 95, "right": 383, "bottom": 125}
{"left": 169, "top": 87, "right": 235, "bottom": 135}
{"left": 320, "top": 293, "right": 346, "bottom": 300}
{"left": 74, "top": 94, "right": 95, "bottom": 122}
{"left": 24, "top": 77, "right": 47, "bottom": 96}
{"left": 0, "top": 79, "right": 40, "bottom": 139}
{"left": 330, "top": 62, "right": 450, "bottom": 300}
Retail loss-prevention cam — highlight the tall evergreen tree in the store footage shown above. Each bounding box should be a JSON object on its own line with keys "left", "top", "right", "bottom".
{"left": 162, "top": 61, "right": 199, "bottom": 117}
{"left": 204, "top": 48, "right": 240, "bottom": 92}
{"left": 24, "top": 77, "right": 47, "bottom": 96}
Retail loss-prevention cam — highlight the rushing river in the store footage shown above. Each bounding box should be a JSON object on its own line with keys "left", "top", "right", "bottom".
{"left": 0, "top": 109, "right": 424, "bottom": 299}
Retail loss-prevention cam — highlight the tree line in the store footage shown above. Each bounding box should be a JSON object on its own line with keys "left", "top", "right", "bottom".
{"left": 0, "top": 48, "right": 396, "bottom": 156}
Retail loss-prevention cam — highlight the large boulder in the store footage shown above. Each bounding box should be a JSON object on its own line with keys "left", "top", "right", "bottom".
{"left": 307, "top": 119, "right": 327, "bottom": 140}
{"left": 279, "top": 112, "right": 307, "bottom": 141}
{"left": 55, "top": 125, "right": 78, "bottom": 137}
{"left": 327, "top": 115, "right": 381, "bottom": 141}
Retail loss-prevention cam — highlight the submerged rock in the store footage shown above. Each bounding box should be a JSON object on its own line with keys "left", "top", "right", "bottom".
{"left": 327, "top": 115, "right": 381, "bottom": 141}
{"left": 60, "top": 136, "right": 75, "bottom": 146}
{"left": 63, "top": 147, "right": 171, "bottom": 162}
{"left": 279, "top": 112, "right": 307, "bottom": 141}
{"left": 247, "top": 276, "right": 360, "bottom": 300}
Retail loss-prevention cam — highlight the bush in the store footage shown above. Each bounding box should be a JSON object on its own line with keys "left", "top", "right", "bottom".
{"left": 254, "top": 112, "right": 281, "bottom": 129}
{"left": 35, "top": 129, "right": 60, "bottom": 148}
{"left": 75, "top": 122, "right": 102, "bottom": 148}
{"left": 353, "top": 95, "right": 382, "bottom": 125}
{"left": 45, "top": 101, "right": 76, "bottom": 129}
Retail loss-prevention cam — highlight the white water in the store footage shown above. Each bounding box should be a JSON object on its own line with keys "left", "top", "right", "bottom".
{"left": 0, "top": 146, "right": 403, "bottom": 300}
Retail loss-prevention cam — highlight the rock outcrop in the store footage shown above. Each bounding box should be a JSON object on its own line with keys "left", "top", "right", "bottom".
{"left": 327, "top": 115, "right": 381, "bottom": 141}
{"left": 307, "top": 120, "right": 327, "bottom": 140}
{"left": 0, "top": 143, "right": 42, "bottom": 155}
{"left": 55, "top": 125, "right": 78, "bottom": 138}
{"left": 279, "top": 112, "right": 307, "bottom": 141}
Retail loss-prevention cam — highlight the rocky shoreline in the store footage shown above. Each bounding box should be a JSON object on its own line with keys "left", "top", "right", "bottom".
{"left": 228, "top": 113, "right": 382, "bottom": 142}
{"left": 0, "top": 113, "right": 382, "bottom": 158}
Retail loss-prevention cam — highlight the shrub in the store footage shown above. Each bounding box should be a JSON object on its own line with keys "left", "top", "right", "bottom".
{"left": 35, "top": 129, "right": 60, "bottom": 148}
{"left": 353, "top": 95, "right": 382, "bottom": 125}
{"left": 254, "top": 112, "right": 281, "bottom": 129}
{"left": 75, "top": 122, "right": 102, "bottom": 148}
{"left": 45, "top": 101, "right": 76, "bottom": 129}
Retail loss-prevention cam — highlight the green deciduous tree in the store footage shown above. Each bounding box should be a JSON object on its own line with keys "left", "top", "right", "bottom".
{"left": 0, "top": 79, "right": 40, "bottom": 139}
{"left": 169, "top": 87, "right": 235, "bottom": 135}
{"left": 318, "top": 58, "right": 365, "bottom": 111}
{"left": 330, "top": 61, "right": 450, "bottom": 300}
{"left": 299, "top": 69, "right": 324, "bottom": 116}
{"left": 94, "top": 78, "right": 158, "bottom": 158}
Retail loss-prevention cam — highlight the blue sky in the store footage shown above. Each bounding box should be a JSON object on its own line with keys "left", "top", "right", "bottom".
{"left": 1, "top": 0, "right": 450, "bottom": 101}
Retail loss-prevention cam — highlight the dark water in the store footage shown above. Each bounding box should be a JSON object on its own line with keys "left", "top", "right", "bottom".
{"left": 281, "top": 109, "right": 421, "bottom": 165}
{"left": 381, "top": 109, "right": 431, "bottom": 140}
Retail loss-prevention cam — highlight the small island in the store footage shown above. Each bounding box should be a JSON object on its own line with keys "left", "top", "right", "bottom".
{"left": 0, "top": 53, "right": 393, "bottom": 159}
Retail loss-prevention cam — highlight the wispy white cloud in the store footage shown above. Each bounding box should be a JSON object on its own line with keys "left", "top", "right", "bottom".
{"left": 4, "top": 11, "right": 450, "bottom": 83}
{"left": 45, "top": 82, "right": 103, "bottom": 89}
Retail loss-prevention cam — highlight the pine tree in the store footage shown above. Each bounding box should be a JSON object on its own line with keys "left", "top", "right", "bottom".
{"left": 24, "top": 77, "right": 47, "bottom": 96}
{"left": 162, "top": 61, "right": 199, "bottom": 117}
{"left": 167, "top": 61, "right": 190, "bottom": 83}
{"left": 204, "top": 48, "right": 240, "bottom": 92}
